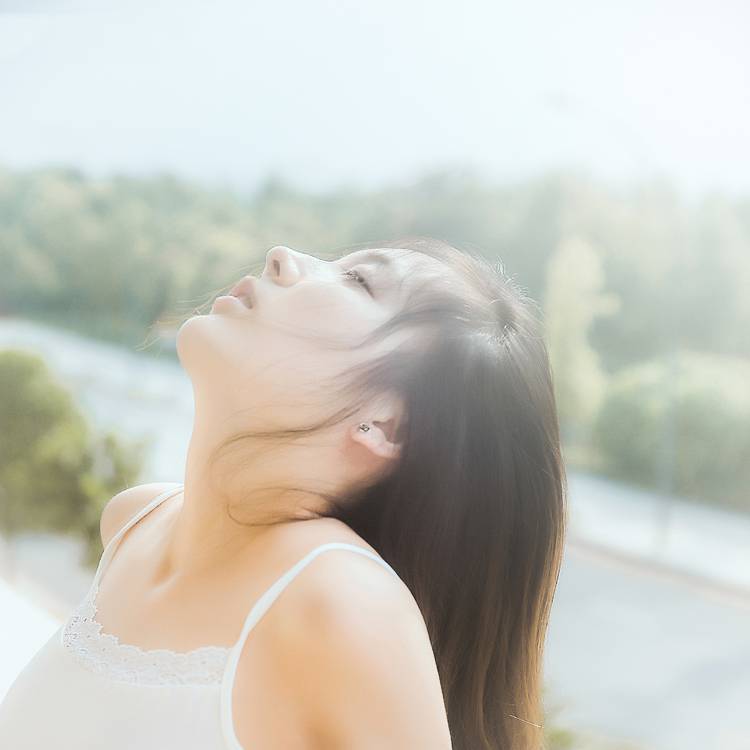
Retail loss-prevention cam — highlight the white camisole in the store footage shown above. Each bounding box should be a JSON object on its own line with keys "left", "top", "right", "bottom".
{"left": 0, "top": 484, "right": 401, "bottom": 749}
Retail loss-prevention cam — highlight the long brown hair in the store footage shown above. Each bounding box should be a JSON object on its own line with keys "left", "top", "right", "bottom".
{"left": 196, "top": 236, "right": 567, "bottom": 750}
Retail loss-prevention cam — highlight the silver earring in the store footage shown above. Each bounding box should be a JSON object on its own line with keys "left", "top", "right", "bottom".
{"left": 357, "top": 422, "right": 370, "bottom": 432}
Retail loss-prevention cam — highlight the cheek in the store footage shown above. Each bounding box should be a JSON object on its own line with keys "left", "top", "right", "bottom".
{"left": 234, "top": 330, "right": 364, "bottom": 417}
{"left": 275, "top": 285, "right": 379, "bottom": 336}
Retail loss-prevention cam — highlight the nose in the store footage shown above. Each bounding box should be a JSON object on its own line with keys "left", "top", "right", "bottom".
{"left": 264, "top": 245, "right": 301, "bottom": 287}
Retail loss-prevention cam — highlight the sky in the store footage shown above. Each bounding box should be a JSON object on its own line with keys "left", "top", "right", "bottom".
{"left": 0, "top": 0, "right": 748, "bottom": 197}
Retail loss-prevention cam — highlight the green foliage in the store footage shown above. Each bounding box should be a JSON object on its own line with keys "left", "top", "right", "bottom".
{"left": 1, "top": 163, "right": 749, "bottom": 512}
{"left": 542, "top": 689, "right": 642, "bottom": 749}
{"left": 543, "top": 236, "right": 618, "bottom": 440}
{"left": 2, "top": 165, "right": 749, "bottom": 372}
{"left": 592, "top": 352, "right": 750, "bottom": 510}
{"left": 0, "top": 349, "right": 145, "bottom": 566}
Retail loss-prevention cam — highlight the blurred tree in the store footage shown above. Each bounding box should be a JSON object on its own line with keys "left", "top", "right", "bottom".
{"left": 2, "top": 164, "right": 750, "bottom": 509}
{"left": 0, "top": 349, "right": 145, "bottom": 574}
{"left": 592, "top": 351, "right": 750, "bottom": 511}
{"left": 543, "top": 236, "right": 618, "bottom": 445}
{"left": 3, "top": 165, "right": 748, "bottom": 367}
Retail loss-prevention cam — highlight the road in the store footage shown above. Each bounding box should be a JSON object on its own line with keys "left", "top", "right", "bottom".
{"left": 545, "top": 541, "right": 750, "bottom": 750}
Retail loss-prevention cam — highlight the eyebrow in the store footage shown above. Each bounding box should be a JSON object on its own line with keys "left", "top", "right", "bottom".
{"left": 341, "top": 249, "right": 394, "bottom": 269}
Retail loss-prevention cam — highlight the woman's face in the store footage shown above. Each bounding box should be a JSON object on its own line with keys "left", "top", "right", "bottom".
{"left": 176, "top": 245, "right": 449, "bottom": 433}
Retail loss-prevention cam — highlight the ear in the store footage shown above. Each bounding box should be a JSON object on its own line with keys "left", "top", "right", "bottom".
{"left": 349, "top": 391, "right": 405, "bottom": 461}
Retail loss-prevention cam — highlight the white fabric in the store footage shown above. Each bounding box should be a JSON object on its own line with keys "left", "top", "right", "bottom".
{"left": 0, "top": 484, "right": 401, "bottom": 749}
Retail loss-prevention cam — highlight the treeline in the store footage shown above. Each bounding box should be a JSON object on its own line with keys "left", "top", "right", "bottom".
{"left": 1, "top": 165, "right": 748, "bottom": 510}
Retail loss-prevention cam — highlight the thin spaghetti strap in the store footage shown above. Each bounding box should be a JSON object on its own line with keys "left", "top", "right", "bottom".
{"left": 89, "top": 483, "right": 184, "bottom": 593}
{"left": 219, "top": 541, "right": 400, "bottom": 750}
{"left": 229, "top": 542, "right": 399, "bottom": 649}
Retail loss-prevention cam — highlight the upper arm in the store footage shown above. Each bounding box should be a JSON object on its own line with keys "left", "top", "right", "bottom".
{"left": 99, "top": 482, "right": 180, "bottom": 548}
{"left": 269, "top": 554, "right": 452, "bottom": 750}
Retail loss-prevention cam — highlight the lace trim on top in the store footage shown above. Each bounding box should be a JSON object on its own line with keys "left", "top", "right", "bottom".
{"left": 61, "top": 582, "right": 231, "bottom": 687}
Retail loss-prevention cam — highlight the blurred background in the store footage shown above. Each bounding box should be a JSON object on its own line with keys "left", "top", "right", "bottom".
{"left": 1, "top": 2, "right": 749, "bottom": 749}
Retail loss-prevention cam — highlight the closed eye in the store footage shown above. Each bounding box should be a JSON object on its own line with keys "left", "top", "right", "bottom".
{"left": 341, "top": 268, "right": 372, "bottom": 296}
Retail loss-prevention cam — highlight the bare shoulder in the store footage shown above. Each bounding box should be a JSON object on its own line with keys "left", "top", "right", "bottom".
{"left": 99, "top": 482, "right": 181, "bottom": 548}
{"left": 264, "top": 521, "right": 452, "bottom": 749}
{"left": 266, "top": 516, "right": 420, "bottom": 630}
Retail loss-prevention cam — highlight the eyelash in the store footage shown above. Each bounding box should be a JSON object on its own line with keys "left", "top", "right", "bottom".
{"left": 342, "top": 268, "right": 372, "bottom": 295}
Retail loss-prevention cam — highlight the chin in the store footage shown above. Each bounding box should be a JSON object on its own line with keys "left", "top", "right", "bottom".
{"left": 175, "top": 313, "right": 224, "bottom": 369}
{"left": 175, "top": 313, "right": 250, "bottom": 378}
{"left": 174, "top": 314, "right": 202, "bottom": 370}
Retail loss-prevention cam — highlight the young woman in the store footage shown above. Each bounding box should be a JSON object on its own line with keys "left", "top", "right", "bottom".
{"left": 0, "top": 236, "right": 567, "bottom": 749}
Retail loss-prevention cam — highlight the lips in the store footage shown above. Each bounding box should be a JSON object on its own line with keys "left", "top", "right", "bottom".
{"left": 228, "top": 276, "right": 256, "bottom": 309}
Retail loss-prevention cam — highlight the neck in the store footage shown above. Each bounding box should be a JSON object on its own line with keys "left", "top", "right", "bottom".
{"left": 155, "top": 393, "right": 336, "bottom": 584}
{"left": 154, "top": 397, "right": 269, "bottom": 584}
